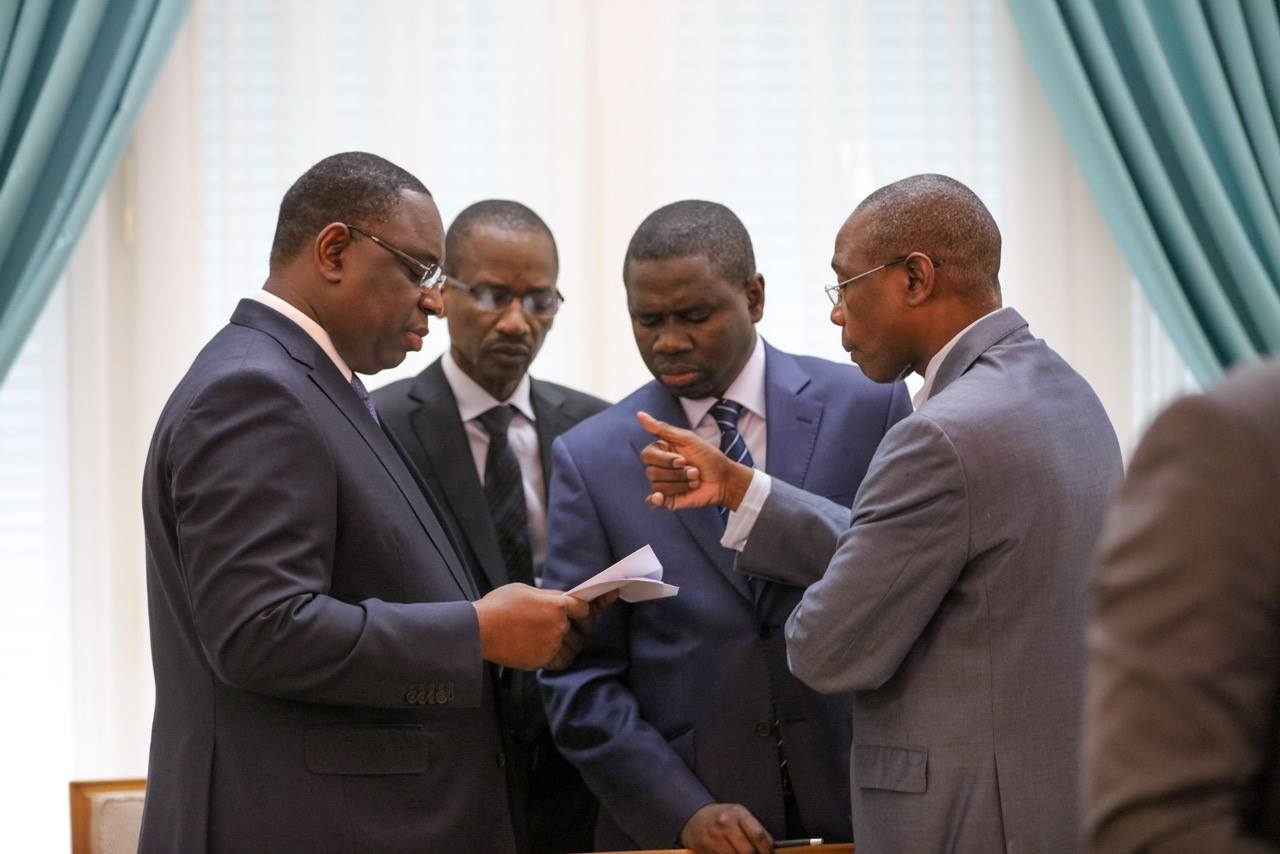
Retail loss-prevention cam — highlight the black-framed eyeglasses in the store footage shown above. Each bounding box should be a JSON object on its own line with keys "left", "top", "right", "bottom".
{"left": 824, "top": 254, "right": 942, "bottom": 306}
{"left": 445, "top": 277, "right": 565, "bottom": 318}
{"left": 344, "top": 223, "right": 445, "bottom": 292}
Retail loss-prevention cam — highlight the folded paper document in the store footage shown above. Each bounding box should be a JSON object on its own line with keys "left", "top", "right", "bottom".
{"left": 567, "top": 544, "right": 679, "bottom": 602}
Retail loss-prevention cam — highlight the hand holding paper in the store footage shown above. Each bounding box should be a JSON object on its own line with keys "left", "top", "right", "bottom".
{"left": 566, "top": 544, "right": 679, "bottom": 603}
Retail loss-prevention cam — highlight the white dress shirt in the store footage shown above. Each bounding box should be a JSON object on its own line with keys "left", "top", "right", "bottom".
{"left": 252, "top": 290, "right": 352, "bottom": 380}
{"left": 911, "top": 309, "right": 999, "bottom": 408}
{"left": 679, "top": 334, "right": 769, "bottom": 472}
{"left": 722, "top": 310, "right": 1001, "bottom": 551}
{"left": 441, "top": 351, "right": 549, "bottom": 577}
{"left": 668, "top": 336, "right": 770, "bottom": 550}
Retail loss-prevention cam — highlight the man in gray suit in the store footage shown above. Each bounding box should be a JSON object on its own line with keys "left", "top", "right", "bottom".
{"left": 1086, "top": 356, "right": 1280, "bottom": 852}
{"left": 638, "top": 174, "right": 1122, "bottom": 853}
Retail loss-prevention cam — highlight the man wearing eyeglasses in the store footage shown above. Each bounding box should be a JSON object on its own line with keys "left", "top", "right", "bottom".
{"left": 636, "top": 175, "right": 1123, "bottom": 853}
{"left": 140, "top": 156, "right": 598, "bottom": 854}
{"left": 373, "top": 199, "right": 608, "bottom": 854}
{"left": 538, "top": 200, "right": 911, "bottom": 854}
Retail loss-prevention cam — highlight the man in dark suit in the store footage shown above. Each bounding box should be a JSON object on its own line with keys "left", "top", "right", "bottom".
{"left": 538, "top": 200, "right": 911, "bottom": 853}
{"left": 1086, "top": 356, "right": 1280, "bottom": 852}
{"left": 373, "top": 200, "right": 608, "bottom": 854}
{"left": 139, "top": 153, "right": 592, "bottom": 854}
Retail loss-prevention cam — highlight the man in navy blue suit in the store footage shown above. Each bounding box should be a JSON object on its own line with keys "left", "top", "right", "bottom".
{"left": 139, "top": 153, "right": 592, "bottom": 853}
{"left": 539, "top": 200, "right": 911, "bottom": 853}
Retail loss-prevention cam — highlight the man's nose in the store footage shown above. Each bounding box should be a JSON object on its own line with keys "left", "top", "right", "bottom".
{"left": 493, "top": 298, "right": 532, "bottom": 334}
{"left": 652, "top": 324, "right": 691, "bottom": 353}
{"left": 421, "top": 287, "right": 445, "bottom": 318}
{"left": 830, "top": 300, "right": 844, "bottom": 326}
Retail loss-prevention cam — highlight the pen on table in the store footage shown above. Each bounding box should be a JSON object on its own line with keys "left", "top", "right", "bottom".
{"left": 774, "top": 840, "right": 824, "bottom": 849}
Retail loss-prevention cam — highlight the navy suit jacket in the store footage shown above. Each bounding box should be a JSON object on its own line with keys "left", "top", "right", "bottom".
{"left": 539, "top": 341, "right": 910, "bottom": 849}
{"left": 140, "top": 300, "right": 515, "bottom": 853}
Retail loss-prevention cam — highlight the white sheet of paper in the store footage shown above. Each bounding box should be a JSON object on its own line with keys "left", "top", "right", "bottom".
{"left": 566, "top": 544, "right": 679, "bottom": 603}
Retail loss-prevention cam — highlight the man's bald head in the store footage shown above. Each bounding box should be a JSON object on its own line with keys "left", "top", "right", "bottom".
{"left": 851, "top": 173, "right": 1001, "bottom": 302}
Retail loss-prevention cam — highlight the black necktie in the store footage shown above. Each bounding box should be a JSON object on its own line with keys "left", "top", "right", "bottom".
{"left": 712, "top": 399, "right": 754, "bottom": 526}
{"left": 477, "top": 405, "right": 534, "bottom": 586}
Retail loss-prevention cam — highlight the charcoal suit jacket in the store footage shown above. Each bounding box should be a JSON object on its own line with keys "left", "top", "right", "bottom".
{"left": 140, "top": 299, "right": 514, "bottom": 853}
{"left": 373, "top": 357, "right": 608, "bottom": 853}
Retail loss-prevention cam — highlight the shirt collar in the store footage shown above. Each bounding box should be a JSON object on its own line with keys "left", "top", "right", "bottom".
{"left": 251, "top": 289, "right": 352, "bottom": 381}
{"left": 679, "top": 334, "right": 768, "bottom": 428}
{"left": 442, "top": 350, "right": 536, "bottom": 423}
{"left": 913, "top": 308, "right": 1000, "bottom": 408}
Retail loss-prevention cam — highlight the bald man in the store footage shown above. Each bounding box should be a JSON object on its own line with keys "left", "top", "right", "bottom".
{"left": 639, "top": 175, "right": 1122, "bottom": 853}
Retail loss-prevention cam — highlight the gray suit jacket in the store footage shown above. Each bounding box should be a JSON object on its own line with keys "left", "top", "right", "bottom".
{"left": 738, "top": 308, "right": 1122, "bottom": 854}
{"left": 1086, "top": 356, "right": 1280, "bottom": 853}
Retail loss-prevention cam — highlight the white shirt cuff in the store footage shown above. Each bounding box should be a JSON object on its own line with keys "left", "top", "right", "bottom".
{"left": 720, "top": 471, "right": 772, "bottom": 552}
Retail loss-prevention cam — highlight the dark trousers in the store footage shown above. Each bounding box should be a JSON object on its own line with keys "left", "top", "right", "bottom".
{"left": 503, "top": 670, "right": 598, "bottom": 854}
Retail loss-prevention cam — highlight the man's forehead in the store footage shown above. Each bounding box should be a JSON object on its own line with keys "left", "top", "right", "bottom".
{"left": 832, "top": 213, "right": 872, "bottom": 268}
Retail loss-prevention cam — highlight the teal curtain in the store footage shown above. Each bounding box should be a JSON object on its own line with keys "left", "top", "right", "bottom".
{"left": 1007, "top": 0, "right": 1280, "bottom": 384}
{"left": 0, "top": 0, "right": 189, "bottom": 385}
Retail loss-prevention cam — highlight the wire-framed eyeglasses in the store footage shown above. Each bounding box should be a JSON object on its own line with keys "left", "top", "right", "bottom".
{"left": 344, "top": 223, "right": 445, "bottom": 292}
{"left": 824, "top": 254, "right": 942, "bottom": 306}
{"left": 445, "top": 277, "right": 564, "bottom": 318}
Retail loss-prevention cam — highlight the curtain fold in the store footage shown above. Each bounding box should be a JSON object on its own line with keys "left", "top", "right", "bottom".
{"left": 1006, "top": 0, "right": 1280, "bottom": 383}
{"left": 0, "top": 0, "right": 189, "bottom": 385}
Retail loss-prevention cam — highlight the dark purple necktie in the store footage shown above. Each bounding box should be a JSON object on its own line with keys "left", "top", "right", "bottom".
{"left": 349, "top": 374, "right": 380, "bottom": 426}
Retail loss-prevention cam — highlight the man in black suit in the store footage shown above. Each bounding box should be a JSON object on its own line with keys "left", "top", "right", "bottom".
{"left": 374, "top": 200, "right": 608, "bottom": 853}
{"left": 140, "top": 154, "right": 592, "bottom": 853}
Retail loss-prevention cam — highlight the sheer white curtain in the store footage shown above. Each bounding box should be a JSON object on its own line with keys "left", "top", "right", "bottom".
{"left": 0, "top": 1, "right": 1193, "bottom": 849}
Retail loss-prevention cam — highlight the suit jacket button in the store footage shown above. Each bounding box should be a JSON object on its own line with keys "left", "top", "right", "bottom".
{"left": 758, "top": 625, "right": 773, "bottom": 639}
{"left": 496, "top": 751, "right": 506, "bottom": 768}
{"left": 755, "top": 721, "right": 773, "bottom": 738}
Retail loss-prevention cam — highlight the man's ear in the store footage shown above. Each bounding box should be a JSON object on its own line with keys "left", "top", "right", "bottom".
{"left": 744, "top": 273, "right": 765, "bottom": 322}
{"left": 902, "top": 252, "right": 936, "bottom": 307}
{"left": 314, "top": 222, "right": 351, "bottom": 284}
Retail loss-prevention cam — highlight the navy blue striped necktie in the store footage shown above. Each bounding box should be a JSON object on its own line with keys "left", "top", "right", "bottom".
{"left": 477, "top": 405, "right": 534, "bottom": 587}
{"left": 712, "top": 399, "right": 753, "bottom": 525}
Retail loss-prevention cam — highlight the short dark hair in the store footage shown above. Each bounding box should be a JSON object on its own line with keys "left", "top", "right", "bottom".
{"left": 854, "top": 174, "right": 1001, "bottom": 297}
{"left": 269, "top": 152, "right": 430, "bottom": 267}
{"left": 623, "top": 200, "right": 756, "bottom": 286}
{"left": 444, "top": 199, "right": 558, "bottom": 276}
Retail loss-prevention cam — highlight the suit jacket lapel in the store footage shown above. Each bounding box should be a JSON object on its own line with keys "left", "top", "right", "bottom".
{"left": 531, "top": 378, "right": 575, "bottom": 500}
{"left": 630, "top": 384, "right": 753, "bottom": 603}
{"left": 407, "top": 361, "right": 509, "bottom": 593}
{"left": 762, "top": 343, "right": 822, "bottom": 490}
{"left": 930, "top": 307, "right": 1029, "bottom": 400}
{"left": 309, "top": 363, "right": 475, "bottom": 599}
{"left": 231, "top": 301, "right": 475, "bottom": 598}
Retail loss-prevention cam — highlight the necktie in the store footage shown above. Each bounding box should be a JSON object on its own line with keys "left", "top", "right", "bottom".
{"left": 712, "top": 399, "right": 754, "bottom": 526}
{"left": 713, "top": 399, "right": 800, "bottom": 832}
{"left": 350, "top": 374, "right": 380, "bottom": 426}
{"left": 477, "top": 405, "right": 534, "bottom": 587}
